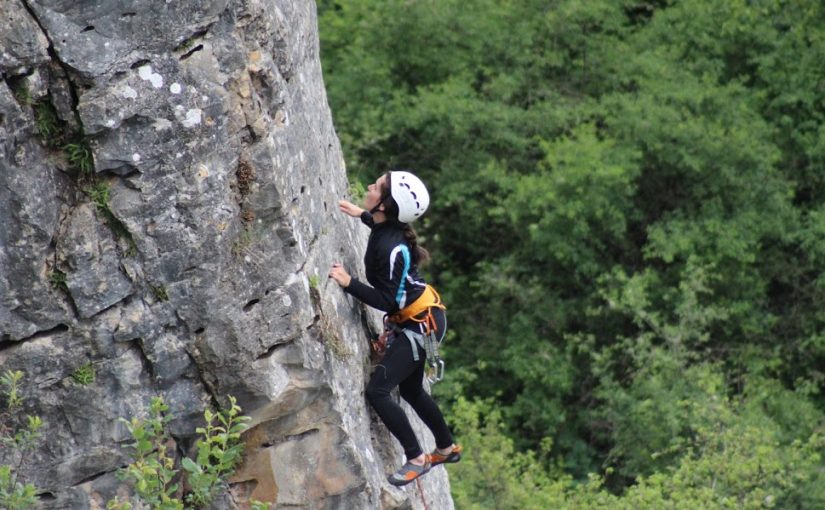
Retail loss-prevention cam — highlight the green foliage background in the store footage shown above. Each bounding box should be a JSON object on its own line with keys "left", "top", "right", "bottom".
{"left": 318, "top": 0, "right": 825, "bottom": 507}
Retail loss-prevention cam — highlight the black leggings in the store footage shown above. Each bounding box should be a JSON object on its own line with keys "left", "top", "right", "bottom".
{"left": 365, "top": 309, "right": 453, "bottom": 460}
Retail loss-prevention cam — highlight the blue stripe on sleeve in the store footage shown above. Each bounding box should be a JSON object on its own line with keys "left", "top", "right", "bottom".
{"left": 391, "top": 245, "right": 411, "bottom": 308}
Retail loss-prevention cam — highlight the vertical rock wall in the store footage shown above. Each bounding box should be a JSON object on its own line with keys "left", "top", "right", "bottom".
{"left": 0, "top": 1, "right": 454, "bottom": 508}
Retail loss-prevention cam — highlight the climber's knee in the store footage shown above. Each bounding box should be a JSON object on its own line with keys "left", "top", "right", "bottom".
{"left": 366, "top": 372, "right": 392, "bottom": 407}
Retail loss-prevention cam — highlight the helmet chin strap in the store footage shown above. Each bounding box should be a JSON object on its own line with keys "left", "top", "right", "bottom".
{"left": 369, "top": 199, "right": 384, "bottom": 215}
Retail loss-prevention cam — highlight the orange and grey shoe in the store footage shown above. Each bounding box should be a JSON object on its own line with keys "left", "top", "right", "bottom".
{"left": 429, "top": 444, "right": 462, "bottom": 467}
{"left": 388, "top": 457, "right": 432, "bottom": 486}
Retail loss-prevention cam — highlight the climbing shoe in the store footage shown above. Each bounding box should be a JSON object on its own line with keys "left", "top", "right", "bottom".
{"left": 388, "top": 457, "right": 431, "bottom": 486}
{"left": 429, "top": 444, "right": 462, "bottom": 467}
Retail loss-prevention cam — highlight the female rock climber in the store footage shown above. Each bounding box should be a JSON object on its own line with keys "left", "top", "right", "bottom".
{"left": 328, "top": 170, "right": 462, "bottom": 486}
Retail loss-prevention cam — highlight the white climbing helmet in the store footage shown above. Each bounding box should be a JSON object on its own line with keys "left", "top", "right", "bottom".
{"left": 390, "top": 171, "right": 429, "bottom": 223}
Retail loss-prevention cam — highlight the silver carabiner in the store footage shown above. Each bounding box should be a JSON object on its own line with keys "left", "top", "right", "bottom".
{"left": 427, "top": 357, "right": 445, "bottom": 384}
{"left": 436, "top": 358, "right": 445, "bottom": 382}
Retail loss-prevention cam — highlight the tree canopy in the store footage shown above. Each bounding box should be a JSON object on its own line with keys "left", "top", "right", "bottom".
{"left": 319, "top": 1, "right": 825, "bottom": 507}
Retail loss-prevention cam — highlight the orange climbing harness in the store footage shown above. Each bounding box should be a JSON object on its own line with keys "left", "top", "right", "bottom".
{"left": 387, "top": 284, "right": 446, "bottom": 333}
{"left": 384, "top": 285, "right": 448, "bottom": 383}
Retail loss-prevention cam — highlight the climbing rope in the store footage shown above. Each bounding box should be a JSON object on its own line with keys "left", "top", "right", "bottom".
{"left": 415, "top": 476, "right": 431, "bottom": 510}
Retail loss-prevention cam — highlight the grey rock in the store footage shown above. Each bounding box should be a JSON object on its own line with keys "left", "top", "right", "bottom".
{"left": 0, "top": 0, "right": 50, "bottom": 75}
{"left": 57, "top": 203, "right": 134, "bottom": 318}
{"left": 0, "top": 80, "right": 73, "bottom": 342}
{"left": 27, "top": 0, "right": 229, "bottom": 79}
{"left": 0, "top": 1, "right": 454, "bottom": 509}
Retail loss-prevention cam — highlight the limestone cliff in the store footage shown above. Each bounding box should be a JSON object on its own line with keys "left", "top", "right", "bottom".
{"left": 0, "top": 1, "right": 453, "bottom": 508}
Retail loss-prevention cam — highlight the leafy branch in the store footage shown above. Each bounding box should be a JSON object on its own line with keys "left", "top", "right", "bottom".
{"left": 109, "top": 395, "right": 255, "bottom": 510}
{"left": 0, "top": 370, "right": 43, "bottom": 510}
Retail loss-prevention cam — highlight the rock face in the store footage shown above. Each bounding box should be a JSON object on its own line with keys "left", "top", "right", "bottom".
{"left": 0, "top": 1, "right": 454, "bottom": 508}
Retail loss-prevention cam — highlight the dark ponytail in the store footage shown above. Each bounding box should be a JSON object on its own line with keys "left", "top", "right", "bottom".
{"left": 380, "top": 172, "right": 431, "bottom": 266}
{"left": 403, "top": 224, "right": 430, "bottom": 266}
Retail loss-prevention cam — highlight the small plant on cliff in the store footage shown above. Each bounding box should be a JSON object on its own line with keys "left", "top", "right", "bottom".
{"left": 232, "top": 222, "right": 268, "bottom": 264}
{"left": 82, "top": 180, "right": 138, "bottom": 256}
{"left": 0, "top": 370, "right": 43, "bottom": 510}
{"left": 175, "top": 37, "right": 195, "bottom": 53}
{"left": 308, "top": 274, "right": 321, "bottom": 289}
{"left": 71, "top": 362, "right": 96, "bottom": 385}
{"left": 318, "top": 311, "right": 350, "bottom": 359}
{"left": 10, "top": 80, "right": 32, "bottom": 106}
{"left": 49, "top": 269, "right": 68, "bottom": 291}
{"left": 109, "top": 395, "right": 251, "bottom": 510}
{"left": 63, "top": 141, "right": 94, "bottom": 175}
{"left": 149, "top": 284, "right": 169, "bottom": 302}
{"left": 33, "top": 99, "right": 60, "bottom": 141}
{"left": 86, "top": 180, "right": 110, "bottom": 211}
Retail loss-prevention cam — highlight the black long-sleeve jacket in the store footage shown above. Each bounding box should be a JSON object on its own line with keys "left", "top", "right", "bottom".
{"left": 344, "top": 211, "right": 426, "bottom": 313}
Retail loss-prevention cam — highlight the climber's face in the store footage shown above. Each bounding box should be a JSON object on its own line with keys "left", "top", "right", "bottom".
{"left": 364, "top": 174, "right": 387, "bottom": 212}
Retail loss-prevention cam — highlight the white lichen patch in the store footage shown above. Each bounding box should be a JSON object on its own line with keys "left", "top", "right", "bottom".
{"left": 153, "top": 118, "right": 173, "bottom": 131}
{"left": 120, "top": 85, "right": 138, "bottom": 99}
{"left": 138, "top": 65, "right": 163, "bottom": 88}
{"left": 132, "top": 153, "right": 141, "bottom": 162}
{"left": 170, "top": 83, "right": 182, "bottom": 94}
{"left": 182, "top": 109, "right": 202, "bottom": 128}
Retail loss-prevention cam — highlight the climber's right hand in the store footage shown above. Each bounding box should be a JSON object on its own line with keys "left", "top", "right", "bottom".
{"left": 328, "top": 263, "right": 351, "bottom": 288}
{"left": 338, "top": 200, "right": 364, "bottom": 218}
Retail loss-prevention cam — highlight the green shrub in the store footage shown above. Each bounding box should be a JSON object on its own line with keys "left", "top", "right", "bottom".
{"left": 0, "top": 466, "right": 38, "bottom": 510}
{"left": 116, "top": 397, "right": 181, "bottom": 509}
{"left": 112, "top": 395, "right": 251, "bottom": 509}
{"left": 0, "top": 371, "right": 43, "bottom": 510}
{"left": 182, "top": 397, "right": 249, "bottom": 506}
